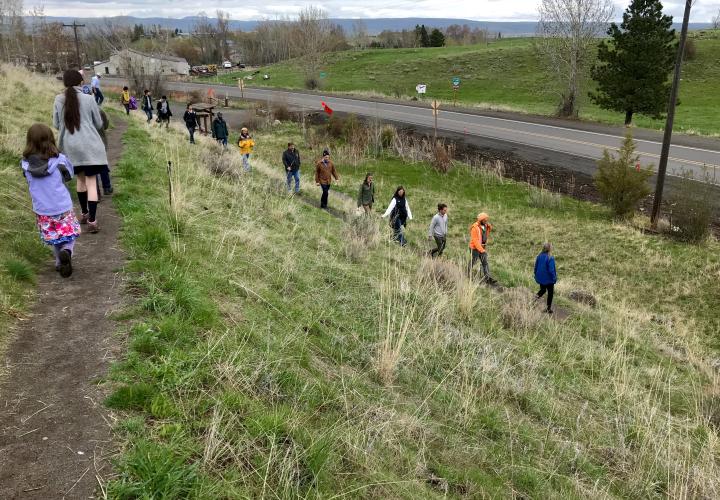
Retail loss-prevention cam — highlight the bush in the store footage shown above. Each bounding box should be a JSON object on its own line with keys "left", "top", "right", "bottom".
{"left": 683, "top": 38, "right": 697, "bottom": 61}
{"left": 271, "top": 101, "right": 292, "bottom": 121}
{"left": 527, "top": 180, "right": 563, "bottom": 209}
{"left": 305, "top": 77, "right": 320, "bottom": 90}
{"left": 432, "top": 141, "right": 454, "bottom": 174}
{"left": 380, "top": 125, "right": 396, "bottom": 149}
{"left": 326, "top": 115, "right": 347, "bottom": 138}
{"left": 594, "top": 134, "right": 653, "bottom": 218}
{"left": 668, "top": 177, "right": 713, "bottom": 243}
{"left": 342, "top": 114, "right": 363, "bottom": 142}
{"left": 187, "top": 89, "right": 204, "bottom": 104}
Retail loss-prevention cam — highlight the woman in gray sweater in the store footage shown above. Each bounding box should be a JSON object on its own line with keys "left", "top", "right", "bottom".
{"left": 53, "top": 70, "right": 108, "bottom": 233}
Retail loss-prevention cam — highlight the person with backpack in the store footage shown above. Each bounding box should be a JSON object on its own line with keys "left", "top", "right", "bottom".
{"left": 238, "top": 127, "right": 255, "bottom": 171}
{"left": 382, "top": 186, "right": 413, "bottom": 246}
{"left": 212, "top": 112, "right": 229, "bottom": 148}
{"left": 534, "top": 242, "right": 557, "bottom": 314}
{"left": 53, "top": 69, "right": 108, "bottom": 234}
{"left": 141, "top": 89, "right": 153, "bottom": 123}
{"left": 21, "top": 123, "right": 80, "bottom": 278}
{"left": 156, "top": 96, "right": 172, "bottom": 128}
{"left": 282, "top": 142, "right": 301, "bottom": 193}
{"left": 357, "top": 173, "right": 375, "bottom": 214}
{"left": 120, "top": 86, "right": 131, "bottom": 115}
{"left": 183, "top": 104, "right": 200, "bottom": 144}
{"left": 314, "top": 149, "right": 339, "bottom": 209}
{"left": 427, "top": 203, "right": 448, "bottom": 258}
{"left": 468, "top": 212, "right": 496, "bottom": 284}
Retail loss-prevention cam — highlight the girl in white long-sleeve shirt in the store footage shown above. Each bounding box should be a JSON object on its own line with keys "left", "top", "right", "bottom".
{"left": 382, "top": 186, "right": 412, "bottom": 246}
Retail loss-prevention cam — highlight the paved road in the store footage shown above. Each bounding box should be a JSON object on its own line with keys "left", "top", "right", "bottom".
{"left": 107, "top": 78, "right": 720, "bottom": 184}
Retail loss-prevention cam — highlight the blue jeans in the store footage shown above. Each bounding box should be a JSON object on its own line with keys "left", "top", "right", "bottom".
{"left": 242, "top": 154, "right": 251, "bottom": 171}
{"left": 393, "top": 217, "right": 406, "bottom": 246}
{"left": 217, "top": 137, "right": 228, "bottom": 148}
{"left": 286, "top": 169, "right": 300, "bottom": 192}
{"left": 320, "top": 183, "right": 330, "bottom": 208}
{"left": 187, "top": 126, "right": 196, "bottom": 143}
{"left": 144, "top": 108, "right": 153, "bottom": 122}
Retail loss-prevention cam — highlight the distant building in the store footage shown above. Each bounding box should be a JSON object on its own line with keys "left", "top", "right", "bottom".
{"left": 93, "top": 49, "right": 190, "bottom": 76}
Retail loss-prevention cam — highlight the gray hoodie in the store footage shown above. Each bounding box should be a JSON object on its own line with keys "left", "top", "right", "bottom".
{"left": 53, "top": 87, "right": 108, "bottom": 167}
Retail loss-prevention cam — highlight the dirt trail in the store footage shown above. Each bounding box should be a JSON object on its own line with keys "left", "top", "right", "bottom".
{"left": 0, "top": 118, "right": 128, "bottom": 498}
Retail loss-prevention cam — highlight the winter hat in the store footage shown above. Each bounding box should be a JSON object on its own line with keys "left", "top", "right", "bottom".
{"left": 322, "top": 149, "right": 330, "bottom": 156}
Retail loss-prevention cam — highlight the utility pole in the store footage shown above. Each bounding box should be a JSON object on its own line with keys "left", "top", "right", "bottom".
{"left": 63, "top": 21, "right": 85, "bottom": 68}
{"left": 651, "top": 0, "right": 692, "bottom": 227}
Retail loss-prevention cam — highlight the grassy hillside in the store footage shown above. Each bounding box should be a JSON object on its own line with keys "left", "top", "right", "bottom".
{"left": 218, "top": 33, "right": 720, "bottom": 136}
{"left": 0, "top": 67, "right": 62, "bottom": 361}
{"left": 103, "top": 107, "right": 720, "bottom": 498}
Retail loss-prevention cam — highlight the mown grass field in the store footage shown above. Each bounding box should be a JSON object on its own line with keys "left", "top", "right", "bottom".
{"left": 0, "top": 68, "right": 63, "bottom": 363}
{"left": 218, "top": 32, "right": 720, "bottom": 136}
{"left": 100, "top": 103, "right": 720, "bottom": 498}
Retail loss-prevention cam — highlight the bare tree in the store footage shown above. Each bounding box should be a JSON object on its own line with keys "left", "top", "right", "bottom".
{"left": 216, "top": 10, "right": 231, "bottom": 60}
{"left": 351, "top": 19, "right": 368, "bottom": 49}
{"left": 537, "top": 0, "right": 613, "bottom": 117}
{"left": 713, "top": 8, "right": 720, "bottom": 30}
{"left": 0, "top": 0, "right": 24, "bottom": 61}
{"left": 295, "top": 6, "right": 332, "bottom": 87}
{"left": 192, "top": 12, "right": 218, "bottom": 63}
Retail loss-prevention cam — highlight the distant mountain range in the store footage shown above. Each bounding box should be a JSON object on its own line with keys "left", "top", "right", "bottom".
{"left": 24, "top": 16, "right": 714, "bottom": 36}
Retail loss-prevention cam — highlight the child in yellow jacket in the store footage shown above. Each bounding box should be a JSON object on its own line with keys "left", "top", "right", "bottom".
{"left": 238, "top": 127, "right": 255, "bottom": 172}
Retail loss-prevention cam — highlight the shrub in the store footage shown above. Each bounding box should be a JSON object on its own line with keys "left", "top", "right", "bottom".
{"left": 683, "top": 38, "right": 697, "bottom": 61}
{"left": 594, "top": 134, "right": 653, "bottom": 218}
{"left": 668, "top": 177, "right": 713, "bottom": 243}
{"left": 326, "top": 115, "right": 347, "bottom": 139}
{"left": 271, "top": 101, "right": 292, "bottom": 121}
{"left": 380, "top": 125, "right": 396, "bottom": 149}
{"left": 432, "top": 141, "right": 454, "bottom": 174}
{"left": 2, "top": 258, "right": 34, "bottom": 282}
{"left": 342, "top": 114, "right": 363, "bottom": 142}
{"left": 187, "top": 89, "right": 204, "bottom": 104}
{"left": 305, "top": 77, "right": 320, "bottom": 90}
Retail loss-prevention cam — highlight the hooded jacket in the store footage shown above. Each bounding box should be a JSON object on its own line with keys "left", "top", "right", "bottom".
{"left": 212, "top": 117, "right": 229, "bottom": 139}
{"left": 53, "top": 87, "right": 108, "bottom": 167}
{"left": 534, "top": 252, "right": 557, "bottom": 285}
{"left": 22, "top": 154, "right": 74, "bottom": 216}
{"left": 469, "top": 214, "right": 492, "bottom": 253}
{"left": 238, "top": 133, "right": 255, "bottom": 155}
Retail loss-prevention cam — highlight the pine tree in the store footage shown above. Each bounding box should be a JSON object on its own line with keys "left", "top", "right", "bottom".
{"left": 429, "top": 28, "right": 445, "bottom": 47}
{"left": 590, "top": 0, "right": 677, "bottom": 126}
{"left": 419, "top": 25, "right": 430, "bottom": 47}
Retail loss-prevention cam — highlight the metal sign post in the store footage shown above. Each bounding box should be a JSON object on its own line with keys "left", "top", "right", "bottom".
{"left": 451, "top": 77, "right": 461, "bottom": 107}
{"left": 431, "top": 100, "right": 440, "bottom": 143}
{"left": 238, "top": 78, "right": 244, "bottom": 99}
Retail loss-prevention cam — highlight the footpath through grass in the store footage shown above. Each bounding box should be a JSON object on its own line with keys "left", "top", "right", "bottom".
{"left": 218, "top": 33, "right": 720, "bottom": 136}
{"left": 105, "top": 113, "right": 720, "bottom": 497}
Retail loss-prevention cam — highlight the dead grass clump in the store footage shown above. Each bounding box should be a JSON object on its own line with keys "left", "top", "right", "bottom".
{"left": 206, "top": 149, "right": 240, "bottom": 179}
{"left": 187, "top": 89, "right": 204, "bottom": 104}
{"left": 343, "top": 215, "right": 382, "bottom": 261}
{"left": 500, "top": 288, "right": 544, "bottom": 330}
{"left": 419, "top": 257, "right": 461, "bottom": 290}
{"left": 432, "top": 141, "right": 454, "bottom": 174}
{"left": 455, "top": 275, "right": 479, "bottom": 322}
{"left": 271, "top": 101, "right": 293, "bottom": 121}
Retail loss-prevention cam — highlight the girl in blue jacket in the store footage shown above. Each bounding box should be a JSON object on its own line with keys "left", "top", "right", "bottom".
{"left": 534, "top": 242, "right": 557, "bottom": 314}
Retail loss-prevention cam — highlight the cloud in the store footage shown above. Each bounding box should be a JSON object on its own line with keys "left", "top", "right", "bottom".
{"left": 36, "top": 0, "right": 718, "bottom": 22}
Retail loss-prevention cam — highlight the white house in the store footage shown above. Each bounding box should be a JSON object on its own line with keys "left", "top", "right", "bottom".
{"left": 93, "top": 49, "right": 190, "bottom": 77}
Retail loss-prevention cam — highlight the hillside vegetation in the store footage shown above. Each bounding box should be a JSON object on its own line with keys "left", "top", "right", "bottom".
{"left": 98, "top": 96, "right": 720, "bottom": 498}
{"left": 219, "top": 33, "right": 720, "bottom": 136}
{"left": 0, "top": 67, "right": 62, "bottom": 361}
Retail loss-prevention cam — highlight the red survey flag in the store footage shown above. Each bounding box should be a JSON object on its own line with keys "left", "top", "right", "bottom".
{"left": 321, "top": 101, "right": 333, "bottom": 115}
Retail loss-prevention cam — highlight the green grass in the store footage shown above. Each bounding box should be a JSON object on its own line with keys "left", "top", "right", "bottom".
{"left": 104, "top": 111, "right": 720, "bottom": 498}
{"left": 0, "top": 66, "right": 60, "bottom": 358}
{"left": 217, "top": 33, "right": 720, "bottom": 136}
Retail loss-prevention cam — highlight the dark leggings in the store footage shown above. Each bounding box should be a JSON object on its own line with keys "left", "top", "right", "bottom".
{"left": 537, "top": 283, "right": 554, "bottom": 310}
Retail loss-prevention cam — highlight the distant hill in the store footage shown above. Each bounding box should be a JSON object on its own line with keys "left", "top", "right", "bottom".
{"left": 23, "top": 15, "right": 714, "bottom": 36}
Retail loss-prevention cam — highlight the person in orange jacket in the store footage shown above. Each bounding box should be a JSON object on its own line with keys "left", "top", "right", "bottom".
{"left": 468, "top": 212, "right": 496, "bottom": 284}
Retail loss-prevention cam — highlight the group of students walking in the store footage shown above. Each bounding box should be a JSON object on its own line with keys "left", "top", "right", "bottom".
{"left": 20, "top": 69, "right": 112, "bottom": 278}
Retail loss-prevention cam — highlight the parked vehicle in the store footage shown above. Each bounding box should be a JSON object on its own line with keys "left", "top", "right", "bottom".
{"left": 222, "top": 61, "right": 232, "bottom": 69}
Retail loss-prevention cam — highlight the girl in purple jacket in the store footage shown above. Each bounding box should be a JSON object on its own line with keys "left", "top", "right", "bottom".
{"left": 21, "top": 123, "right": 80, "bottom": 278}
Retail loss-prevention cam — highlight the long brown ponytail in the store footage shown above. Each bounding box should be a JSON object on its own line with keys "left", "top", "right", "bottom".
{"left": 62, "top": 70, "right": 83, "bottom": 134}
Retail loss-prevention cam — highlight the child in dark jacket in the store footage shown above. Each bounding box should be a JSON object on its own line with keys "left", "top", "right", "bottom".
{"left": 21, "top": 124, "right": 80, "bottom": 278}
{"left": 534, "top": 242, "right": 558, "bottom": 313}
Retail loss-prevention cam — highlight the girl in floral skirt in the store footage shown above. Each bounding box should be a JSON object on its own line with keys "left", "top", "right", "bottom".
{"left": 21, "top": 123, "right": 80, "bottom": 278}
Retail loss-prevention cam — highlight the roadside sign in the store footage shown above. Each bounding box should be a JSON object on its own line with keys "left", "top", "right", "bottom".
{"left": 238, "top": 78, "right": 244, "bottom": 98}
{"left": 431, "top": 99, "right": 440, "bottom": 116}
{"left": 320, "top": 71, "right": 327, "bottom": 79}
{"left": 452, "top": 76, "right": 461, "bottom": 86}
{"left": 416, "top": 84, "right": 427, "bottom": 94}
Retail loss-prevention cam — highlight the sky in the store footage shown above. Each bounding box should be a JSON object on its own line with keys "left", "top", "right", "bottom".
{"left": 36, "top": 0, "right": 719, "bottom": 22}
